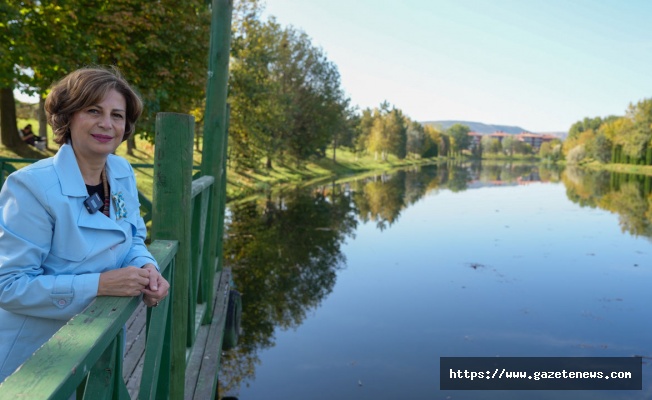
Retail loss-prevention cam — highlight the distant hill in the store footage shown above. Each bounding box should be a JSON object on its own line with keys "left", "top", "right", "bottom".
{"left": 420, "top": 120, "right": 567, "bottom": 139}
{"left": 421, "top": 120, "right": 530, "bottom": 134}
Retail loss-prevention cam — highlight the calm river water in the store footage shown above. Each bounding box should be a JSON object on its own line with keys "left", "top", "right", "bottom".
{"left": 219, "top": 163, "right": 652, "bottom": 400}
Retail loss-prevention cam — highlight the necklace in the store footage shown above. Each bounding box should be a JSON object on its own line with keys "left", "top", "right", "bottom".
{"left": 101, "top": 166, "right": 110, "bottom": 217}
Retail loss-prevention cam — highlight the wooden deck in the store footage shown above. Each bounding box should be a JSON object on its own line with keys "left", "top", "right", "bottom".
{"left": 123, "top": 268, "right": 232, "bottom": 399}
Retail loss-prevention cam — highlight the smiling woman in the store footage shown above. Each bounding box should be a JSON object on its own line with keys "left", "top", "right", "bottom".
{"left": 0, "top": 67, "right": 170, "bottom": 383}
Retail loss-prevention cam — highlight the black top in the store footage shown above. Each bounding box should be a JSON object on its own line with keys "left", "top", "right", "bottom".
{"left": 86, "top": 182, "right": 109, "bottom": 214}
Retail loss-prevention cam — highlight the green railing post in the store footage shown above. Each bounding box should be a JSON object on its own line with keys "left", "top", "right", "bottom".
{"left": 200, "top": 0, "right": 233, "bottom": 323}
{"left": 151, "top": 112, "right": 195, "bottom": 400}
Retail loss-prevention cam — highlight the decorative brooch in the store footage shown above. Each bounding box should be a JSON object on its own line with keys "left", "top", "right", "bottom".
{"left": 111, "top": 191, "right": 128, "bottom": 220}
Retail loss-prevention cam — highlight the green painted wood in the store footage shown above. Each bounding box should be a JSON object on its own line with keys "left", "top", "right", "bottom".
{"left": 138, "top": 191, "right": 153, "bottom": 224}
{"left": 189, "top": 179, "right": 214, "bottom": 337}
{"left": 200, "top": 0, "right": 233, "bottom": 324}
{"left": 190, "top": 176, "right": 214, "bottom": 310}
{"left": 0, "top": 240, "right": 177, "bottom": 400}
{"left": 0, "top": 296, "right": 138, "bottom": 399}
{"left": 151, "top": 112, "right": 195, "bottom": 400}
{"left": 190, "top": 175, "right": 214, "bottom": 199}
{"left": 139, "top": 278, "right": 172, "bottom": 399}
{"left": 189, "top": 195, "right": 199, "bottom": 336}
{"left": 215, "top": 105, "right": 230, "bottom": 269}
{"left": 81, "top": 336, "right": 129, "bottom": 400}
{"left": 196, "top": 189, "right": 211, "bottom": 303}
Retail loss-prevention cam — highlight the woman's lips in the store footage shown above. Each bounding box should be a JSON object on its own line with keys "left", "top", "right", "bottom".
{"left": 92, "top": 134, "right": 113, "bottom": 143}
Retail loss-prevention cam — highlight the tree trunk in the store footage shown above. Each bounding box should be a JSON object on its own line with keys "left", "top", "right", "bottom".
{"left": 1, "top": 88, "right": 44, "bottom": 158}
{"left": 38, "top": 96, "right": 49, "bottom": 149}
{"left": 266, "top": 155, "right": 272, "bottom": 169}
{"left": 126, "top": 135, "right": 136, "bottom": 155}
{"left": 1, "top": 87, "right": 21, "bottom": 147}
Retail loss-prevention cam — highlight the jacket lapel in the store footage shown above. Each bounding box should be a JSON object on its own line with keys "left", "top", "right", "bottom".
{"left": 54, "top": 144, "right": 130, "bottom": 238}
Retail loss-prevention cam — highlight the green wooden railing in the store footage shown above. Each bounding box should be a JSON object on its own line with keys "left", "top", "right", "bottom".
{"left": 0, "top": 238, "right": 176, "bottom": 399}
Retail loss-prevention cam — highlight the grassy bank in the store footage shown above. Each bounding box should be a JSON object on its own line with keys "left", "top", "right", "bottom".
{"left": 1, "top": 126, "right": 440, "bottom": 200}
{"left": 581, "top": 160, "right": 652, "bottom": 176}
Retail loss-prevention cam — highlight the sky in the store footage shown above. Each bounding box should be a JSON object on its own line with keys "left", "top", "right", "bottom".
{"left": 261, "top": 0, "right": 652, "bottom": 133}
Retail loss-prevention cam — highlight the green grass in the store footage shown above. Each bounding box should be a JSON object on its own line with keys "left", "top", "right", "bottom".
{"left": 225, "top": 148, "right": 443, "bottom": 199}
{"left": 582, "top": 160, "right": 652, "bottom": 176}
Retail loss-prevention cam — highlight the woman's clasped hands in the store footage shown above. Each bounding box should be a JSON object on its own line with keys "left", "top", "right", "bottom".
{"left": 98, "top": 263, "right": 170, "bottom": 307}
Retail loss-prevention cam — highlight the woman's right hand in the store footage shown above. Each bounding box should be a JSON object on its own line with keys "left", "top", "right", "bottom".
{"left": 98, "top": 266, "right": 151, "bottom": 296}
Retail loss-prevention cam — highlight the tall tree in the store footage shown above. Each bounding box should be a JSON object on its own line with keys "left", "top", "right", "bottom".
{"left": 0, "top": 1, "right": 29, "bottom": 150}
{"left": 406, "top": 120, "right": 427, "bottom": 157}
{"left": 448, "top": 123, "right": 471, "bottom": 155}
{"left": 385, "top": 108, "right": 407, "bottom": 159}
{"left": 229, "top": 3, "right": 349, "bottom": 168}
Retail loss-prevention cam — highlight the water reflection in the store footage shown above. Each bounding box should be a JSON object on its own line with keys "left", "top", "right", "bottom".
{"left": 219, "top": 162, "right": 651, "bottom": 395}
{"left": 220, "top": 189, "right": 358, "bottom": 391}
{"left": 563, "top": 166, "right": 652, "bottom": 237}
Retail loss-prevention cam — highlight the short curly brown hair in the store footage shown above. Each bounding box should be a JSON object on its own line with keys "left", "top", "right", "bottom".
{"left": 45, "top": 67, "right": 143, "bottom": 145}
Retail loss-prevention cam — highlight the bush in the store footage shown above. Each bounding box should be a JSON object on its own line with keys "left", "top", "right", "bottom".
{"left": 566, "top": 145, "right": 587, "bottom": 165}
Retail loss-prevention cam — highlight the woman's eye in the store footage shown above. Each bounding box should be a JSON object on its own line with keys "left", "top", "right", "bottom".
{"left": 113, "top": 113, "right": 125, "bottom": 119}
{"left": 87, "top": 108, "right": 99, "bottom": 114}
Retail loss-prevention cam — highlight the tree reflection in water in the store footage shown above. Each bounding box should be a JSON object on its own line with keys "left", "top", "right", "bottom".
{"left": 563, "top": 166, "right": 652, "bottom": 237}
{"left": 218, "top": 162, "right": 652, "bottom": 395}
{"left": 219, "top": 187, "right": 357, "bottom": 392}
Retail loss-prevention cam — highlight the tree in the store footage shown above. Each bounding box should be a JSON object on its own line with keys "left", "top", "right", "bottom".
{"left": 448, "top": 123, "right": 471, "bottom": 155}
{"left": 481, "top": 135, "right": 501, "bottom": 154}
{"left": 406, "top": 120, "right": 427, "bottom": 157}
{"left": 566, "top": 144, "right": 587, "bottom": 164}
{"left": 512, "top": 140, "right": 532, "bottom": 155}
{"left": 368, "top": 108, "right": 389, "bottom": 160}
{"left": 229, "top": 4, "right": 349, "bottom": 168}
{"left": 354, "top": 108, "right": 374, "bottom": 155}
{"left": 621, "top": 98, "right": 652, "bottom": 161}
{"left": 3, "top": 0, "right": 211, "bottom": 153}
{"left": 585, "top": 131, "right": 612, "bottom": 163}
{"left": 423, "top": 124, "right": 442, "bottom": 158}
{"left": 0, "top": 1, "right": 32, "bottom": 152}
{"left": 385, "top": 108, "right": 407, "bottom": 159}
{"left": 502, "top": 135, "right": 516, "bottom": 156}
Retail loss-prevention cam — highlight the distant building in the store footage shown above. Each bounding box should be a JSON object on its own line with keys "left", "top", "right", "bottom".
{"left": 514, "top": 132, "right": 556, "bottom": 149}
{"left": 489, "top": 131, "right": 512, "bottom": 143}
{"left": 468, "top": 132, "right": 483, "bottom": 149}
{"left": 467, "top": 131, "right": 556, "bottom": 150}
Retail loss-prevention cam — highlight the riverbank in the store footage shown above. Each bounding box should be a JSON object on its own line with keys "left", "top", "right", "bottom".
{"left": 6, "top": 124, "right": 650, "bottom": 201}
{"left": 581, "top": 160, "right": 652, "bottom": 176}
{"left": 1, "top": 130, "right": 441, "bottom": 201}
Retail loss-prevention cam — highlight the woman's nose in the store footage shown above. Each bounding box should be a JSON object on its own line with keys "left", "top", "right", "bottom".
{"left": 97, "top": 112, "right": 112, "bottom": 128}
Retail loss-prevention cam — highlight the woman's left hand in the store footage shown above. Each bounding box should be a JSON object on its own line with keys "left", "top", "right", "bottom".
{"left": 141, "top": 263, "right": 170, "bottom": 308}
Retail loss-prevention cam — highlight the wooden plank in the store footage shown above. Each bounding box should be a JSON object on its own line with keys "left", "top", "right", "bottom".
{"left": 183, "top": 319, "right": 210, "bottom": 395}
{"left": 123, "top": 303, "right": 147, "bottom": 374}
{"left": 185, "top": 269, "right": 231, "bottom": 400}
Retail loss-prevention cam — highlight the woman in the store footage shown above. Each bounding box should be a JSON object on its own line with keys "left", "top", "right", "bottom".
{"left": 0, "top": 67, "right": 169, "bottom": 383}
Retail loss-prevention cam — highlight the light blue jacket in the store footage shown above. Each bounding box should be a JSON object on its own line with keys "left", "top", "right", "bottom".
{"left": 0, "top": 143, "right": 157, "bottom": 382}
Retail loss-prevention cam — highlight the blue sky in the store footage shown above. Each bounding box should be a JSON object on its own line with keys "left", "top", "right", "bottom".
{"left": 261, "top": 0, "right": 652, "bottom": 132}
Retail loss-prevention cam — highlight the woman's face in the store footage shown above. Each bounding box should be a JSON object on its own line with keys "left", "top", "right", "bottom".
{"left": 69, "top": 89, "right": 126, "bottom": 161}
